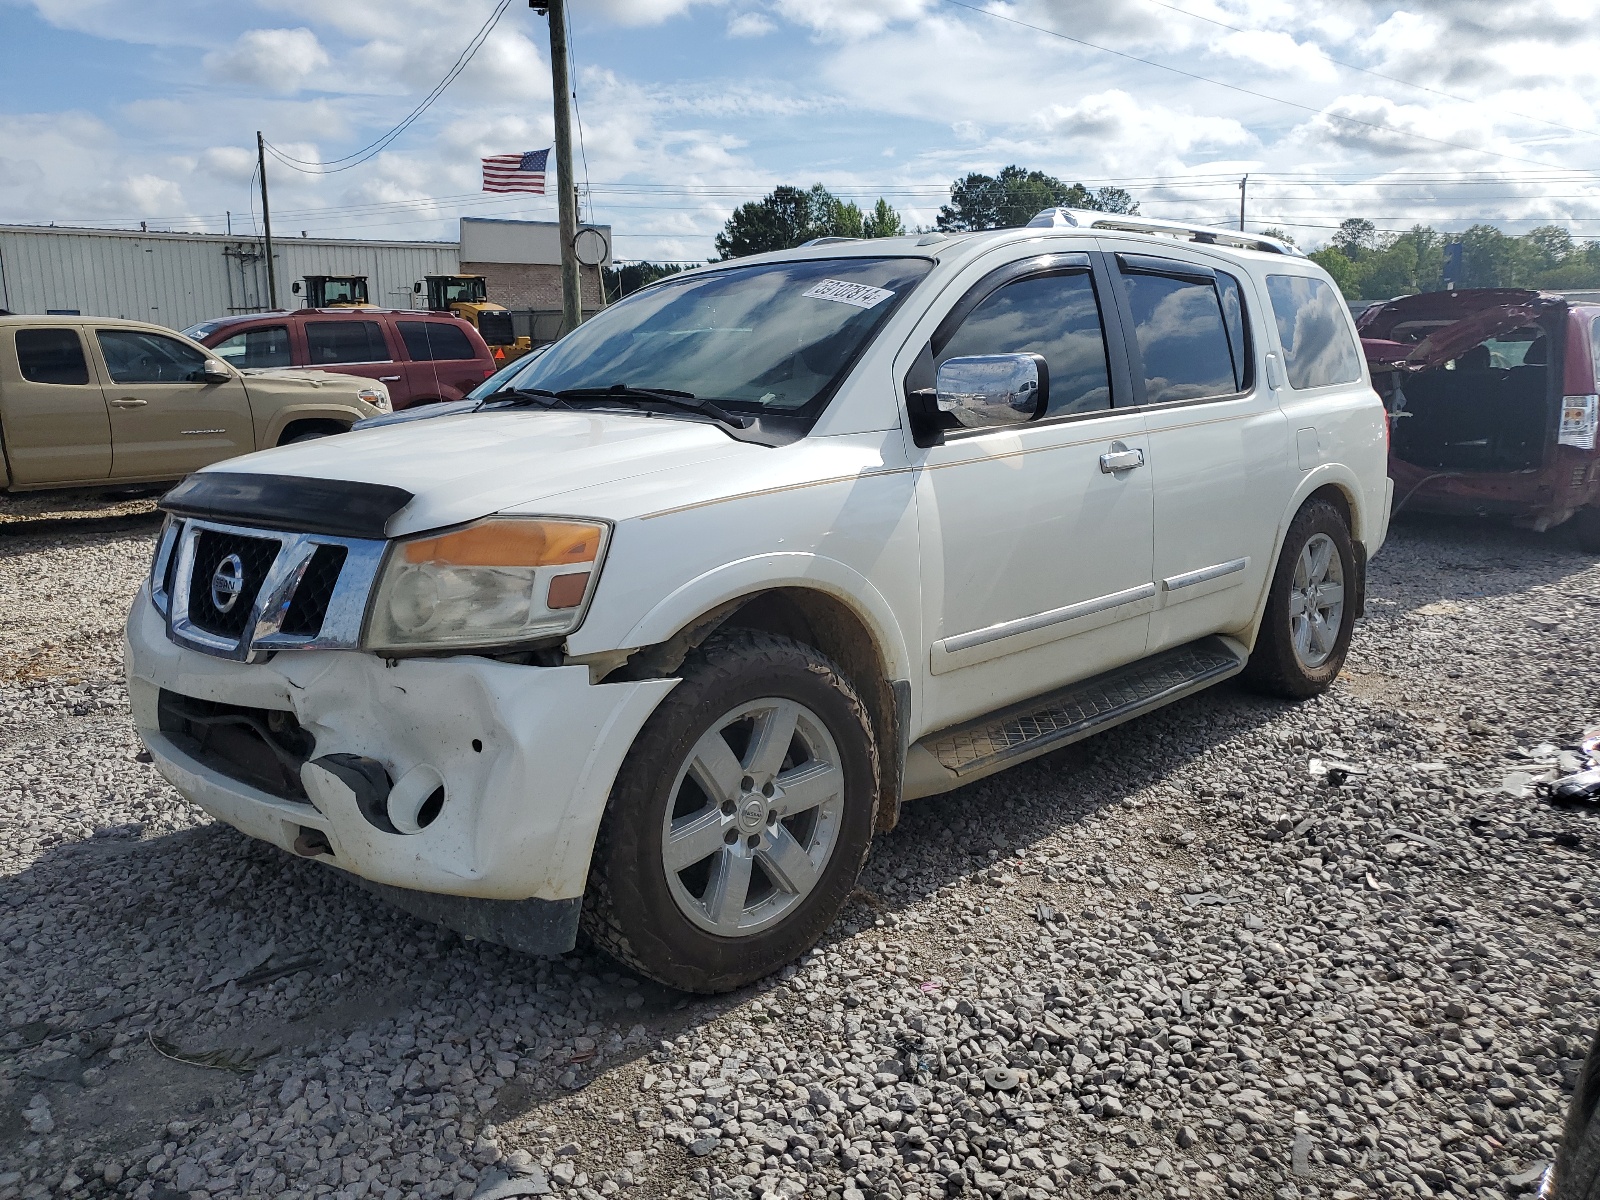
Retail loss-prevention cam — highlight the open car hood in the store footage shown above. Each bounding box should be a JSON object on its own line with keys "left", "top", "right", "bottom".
{"left": 1357, "top": 288, "right": 1567, "bottom": 372}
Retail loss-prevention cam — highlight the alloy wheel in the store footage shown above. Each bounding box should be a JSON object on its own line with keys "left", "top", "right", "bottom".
{"left": 660, "top": 698, "right": 844, "bottom": 937}
{"left": 1288, "top": 531, "right": 1345, "bottom": 669}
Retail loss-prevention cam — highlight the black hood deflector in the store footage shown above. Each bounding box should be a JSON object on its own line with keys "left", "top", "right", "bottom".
{"left": 161, "top": 473, "right": 413, "bottom": 540}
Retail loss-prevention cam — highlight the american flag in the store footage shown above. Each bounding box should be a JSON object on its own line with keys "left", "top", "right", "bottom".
{"left": 482, "top": 149, "right": 549, "bottom": 194}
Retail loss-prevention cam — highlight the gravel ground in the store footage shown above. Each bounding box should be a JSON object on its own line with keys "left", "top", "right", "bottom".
{"left": 2, "top": 508, "right": 1599, "bottom": 1200}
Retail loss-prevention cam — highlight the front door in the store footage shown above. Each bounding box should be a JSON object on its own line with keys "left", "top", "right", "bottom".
{"left": 906, "top": 252, "right": 1155, "bottom": 732}
{"left": 1098, "top": 243, "right": 1290, "bottom": 653}
{"left": 94, "top": 328, "right": 255, "bottom": 480}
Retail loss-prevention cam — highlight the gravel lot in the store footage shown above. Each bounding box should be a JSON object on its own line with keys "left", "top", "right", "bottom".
{"left": 2, "top": 502, "right": 1599, "bottom": 1200}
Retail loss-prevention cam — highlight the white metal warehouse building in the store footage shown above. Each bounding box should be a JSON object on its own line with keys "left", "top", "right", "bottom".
{"left": 0, "top": 218, "right": 610, "bottom": 333}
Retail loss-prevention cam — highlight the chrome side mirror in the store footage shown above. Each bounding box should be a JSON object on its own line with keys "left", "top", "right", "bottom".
{"left": 935, "top": 353, "right": 1049, "bottom": 428}
{"left": 199, "top": 360, "right": 231, "bottom": 383}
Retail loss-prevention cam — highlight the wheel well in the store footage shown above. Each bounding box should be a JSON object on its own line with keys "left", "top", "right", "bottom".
{"left": 618, "top": 588, "right": 905, "bottom": 833}
{"left": 277, "top": 418, "right": 348, "bottom": 445}
{"left": 1306, "top": 482, "right": 1354, "bottom": 538}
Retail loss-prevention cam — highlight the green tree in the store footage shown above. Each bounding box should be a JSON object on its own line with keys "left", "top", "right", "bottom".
{"left": 603, "top": 261, "right": 691, "bottom": 302}
{"left": 1309, "top": 247, "right": 1361, "bottom": 298}
{"left": 863, "top": 197, "right": 906, "bottom": 238}
{"left": 715, "top": 185, "right": 908, "bottom": 258}
{"left": 1331, "top": 218, "right": 1380, "bottom": 260}
{"left": 1260, "top": 227, "right": 1297, "bottom": 247}
{"left": 935, "top": 165, "right": 1139, "bottom": 232}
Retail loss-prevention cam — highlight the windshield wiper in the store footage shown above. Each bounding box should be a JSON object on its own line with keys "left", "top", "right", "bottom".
{"left": 557, "top": 384, "right": 752, "bottom": 429}
{"left": 475, "top": 386, "right": 567, "bottom": 410}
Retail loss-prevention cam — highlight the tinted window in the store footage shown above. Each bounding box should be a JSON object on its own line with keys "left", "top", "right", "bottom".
{"left": 306, "top": 320, "right": 390, "bottom": 365}
{"left": 16, "top": 328, "right": 89, "bottom": 385}
{"left": 519, "top": 257, "right": 929, "bottom": 415}
{"left": 398, "top": 320, "right": 476, "bottom": 362}
{"left": 1266, "top": 275, "right": 1363, "bottom": 390}
{"left": 1215, "top": 270, "right": 1250, "bottom": 390}
{"left": 97, "top": 329, "right": 208, "bottom": 383}
{"left": 1122, "top": 268, "right": 1238, "bottom": 403}
{"left": 212, "top": 325, "right": 290, "bottom": 369}
{"left": 937, "top": 271, "right": 1111, "bottom": 417}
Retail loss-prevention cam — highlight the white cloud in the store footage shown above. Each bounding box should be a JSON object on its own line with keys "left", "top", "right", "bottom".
{"left": 773, "top": 0, "right": 932, "bottom": 40}
{"left": 727, "top": 12, "right": 776, "bottom": 37}
{"left": 205, "top": 28, "right": 331, "bottom": 94}
{"left": 1214, "top": 29, "right": 1337, "bottom": 82}
{"left": 587, "top": 0, "right": 722, "bottom": 25}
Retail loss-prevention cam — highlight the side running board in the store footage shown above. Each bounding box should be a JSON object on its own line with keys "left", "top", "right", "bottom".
{"left": 918, "top": 635, "right": 1245, "bottom": 779}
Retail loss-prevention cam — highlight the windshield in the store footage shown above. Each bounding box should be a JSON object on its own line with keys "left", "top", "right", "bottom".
{"left": 470, "top": 346, "right": 547, "bottom": 400}
{"left": 504, "top": 256, "right": 930, "bottom": 417}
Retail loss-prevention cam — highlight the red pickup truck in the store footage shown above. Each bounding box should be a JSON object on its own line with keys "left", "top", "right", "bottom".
{"left": 1359, "top": 288, "right": 1600, "bottom": 551}
{"left": 184, "top": 309, "right": 495, "bottom": 411}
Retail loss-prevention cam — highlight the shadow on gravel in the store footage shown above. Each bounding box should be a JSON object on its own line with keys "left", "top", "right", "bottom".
{"left": 0, "top": 509, "right": 163, "bottom": 541}
{"left": 0, "top": 674, "right": 1289, "bottom": 1170}
{"left": 1374, "top": 510, "right": 1600, "bottom": 615}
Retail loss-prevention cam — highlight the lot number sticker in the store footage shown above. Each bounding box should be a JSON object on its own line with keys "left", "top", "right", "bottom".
{"left": 803, "top": 279, "right": 896, "bottom": 309}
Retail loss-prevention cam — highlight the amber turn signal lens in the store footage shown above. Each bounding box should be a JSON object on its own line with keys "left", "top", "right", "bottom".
{"left": 546, "top": 572, "right": 590, "bottom": 610}
{"left": 402, "top": 519, "right": 602, "bottom": 568}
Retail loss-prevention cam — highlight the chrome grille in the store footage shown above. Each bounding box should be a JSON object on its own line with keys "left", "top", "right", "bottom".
{"left": 187, "top": 529, "right": 282, "bottom": 638}
{"left": 161, "top": 518, "right": 387, "bottom": 662}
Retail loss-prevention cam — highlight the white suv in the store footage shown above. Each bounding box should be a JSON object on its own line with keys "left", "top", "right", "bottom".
{"left": 126, "top": 210, "right": 1391, "bottom": 993}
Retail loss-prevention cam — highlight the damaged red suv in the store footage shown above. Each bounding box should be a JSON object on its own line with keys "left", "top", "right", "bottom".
{"left": 1359, "top": 289, "right": 1600, "bottom": 550}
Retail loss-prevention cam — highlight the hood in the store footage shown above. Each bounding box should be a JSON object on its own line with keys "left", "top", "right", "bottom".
{"left": 1357, "top": 288, "right": 1567, "bottom": 372}
{"left": 239, "top": 367, "right": 379, "bottom": 392}
{"left": 196, "top": 408, "right": 760, "bottom": 535}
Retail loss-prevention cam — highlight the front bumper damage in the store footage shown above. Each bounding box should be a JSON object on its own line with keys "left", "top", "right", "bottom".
{"left": 125, "top": 587, "right": 676, "bottom": 955}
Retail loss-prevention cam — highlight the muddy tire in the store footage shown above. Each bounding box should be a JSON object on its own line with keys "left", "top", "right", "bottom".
{"left": 1242, "top": 498, "right": 1357, "bottom": 699}
{"left": 1552, "top": 1027, "right": 1600, "bottom": 1199}
{"left": 1575, "top": 508, "right": 1600, "bottom": 555}
{"left": 581, "top": 628, "right": 878, "bottom": 993}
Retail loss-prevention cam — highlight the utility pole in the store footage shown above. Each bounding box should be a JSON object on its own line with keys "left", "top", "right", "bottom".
{"left": 257, "top": 131, "right": 278, "bottom": 310}
{"left": 1238, "top": 174, "right": 1248, "bottom": 233}
{"left": 534, "top": 0, "right": 581, "bottom": 334}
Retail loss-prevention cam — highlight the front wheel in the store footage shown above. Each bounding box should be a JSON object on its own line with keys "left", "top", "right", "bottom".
{"left": 581, "top": 628, "right": 879, "bottom": 993}
{"left": 1242, "top": 498, "right": 1357, "bottom": 699}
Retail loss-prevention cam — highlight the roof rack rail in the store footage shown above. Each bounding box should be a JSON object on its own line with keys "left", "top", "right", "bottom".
{"left": 1025, "top": 208, "right": 1304, "bottom": 257}
{"left": 798, "top": 236, "right": 864, "bottom": 247}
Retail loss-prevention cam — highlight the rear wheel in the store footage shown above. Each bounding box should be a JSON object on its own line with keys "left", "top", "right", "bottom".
{"left": 1574, "top": 507, "right": 1600, "bottom": 555}
{"left": 1551, "top": 1027, "right": 1600, "bottom": 1198}
{"left": 581, "top": 629, "right": 879, "bottom": 993}
{"left": 1243, "top": 498, "right": 1357, "bottom": 699}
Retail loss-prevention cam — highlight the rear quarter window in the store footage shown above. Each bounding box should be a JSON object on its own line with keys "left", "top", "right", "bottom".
{"left": 306, "top": 320, "right": 390, "bottom": 365}
{"left": 16, "top": 328, "right": 90, "bottom": 384}
{"left": 398, "top": 320, "right": 477, "bottom": 362}
{"left": 1266, "top": 275, "right": 1363, "bottom": 389}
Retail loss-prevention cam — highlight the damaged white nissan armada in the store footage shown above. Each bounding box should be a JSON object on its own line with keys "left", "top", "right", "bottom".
{"left": 126, "top": 210, "right": 1391, "bottom": 993}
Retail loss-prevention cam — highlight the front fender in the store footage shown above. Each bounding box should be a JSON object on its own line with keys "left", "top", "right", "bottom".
{"left": 257, "top": 402, "right": 366, "bottom": 447}
{"left": 614, "top": 552, "right": 914, "bottom": 683}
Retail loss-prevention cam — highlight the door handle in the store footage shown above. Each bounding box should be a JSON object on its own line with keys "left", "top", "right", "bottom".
{"left": 109, "top": 397, "right": 148, "bottom": 409}
{"left": 378, "top": 376, "right": 401, "bottom": 382}
{"left": 1099, "top": 447, "right": 1145, "bottom": 473}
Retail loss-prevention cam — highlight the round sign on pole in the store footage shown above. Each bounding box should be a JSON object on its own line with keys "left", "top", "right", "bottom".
{"left": 573, "top": 227, "right": 608, "bottom": 267}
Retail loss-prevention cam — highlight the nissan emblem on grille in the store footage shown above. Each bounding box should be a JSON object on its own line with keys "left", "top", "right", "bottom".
{"left": 209, "top": 554, "right": 245, "bottom": 614}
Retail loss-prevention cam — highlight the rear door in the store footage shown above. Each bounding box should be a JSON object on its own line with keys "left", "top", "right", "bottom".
{"left": 2, "top": 324, "right": 112, "bottom": 485}
{"left": 207, "top": 322, "right": 292, "bottom": 370}
{"left": 95, "top": 327, "right": 255, "bottom": 480}
{"left": 396, "top": 318, "right": 490, "bottom": 403}
{"left": 1098, "top": 242, "right": 1289, "bottom": 653}
{"left": 303, "top": 317, "right": 406, "bottom": 402}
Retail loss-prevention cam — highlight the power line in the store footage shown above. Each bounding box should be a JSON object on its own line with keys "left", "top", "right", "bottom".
{"left": 1138, "top": 0, "right": 1600, "bottom": 143}
{"left": 264, "top": 0, "right": 512, "bottom": 175}
{"left": 941, "top": 0, "right": 1600, "bottom": 178}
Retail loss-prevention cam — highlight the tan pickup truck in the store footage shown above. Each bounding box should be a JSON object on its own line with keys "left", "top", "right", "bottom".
{"left": 0, "top": 315, "right": 390, "bottom": 492}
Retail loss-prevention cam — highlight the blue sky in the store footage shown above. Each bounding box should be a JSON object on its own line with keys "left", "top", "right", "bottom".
{"left": 4, "top": 0, "right": 1600, "bottom": 259}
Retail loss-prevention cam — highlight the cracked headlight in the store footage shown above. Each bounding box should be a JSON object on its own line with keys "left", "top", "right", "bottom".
{"left": 366, "top": 517, "right": 609, "bottom": 652}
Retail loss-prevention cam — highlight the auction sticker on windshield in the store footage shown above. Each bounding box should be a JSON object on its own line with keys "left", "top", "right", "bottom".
{"left": 803, "top": 279, "right": 896, "bottom": 309}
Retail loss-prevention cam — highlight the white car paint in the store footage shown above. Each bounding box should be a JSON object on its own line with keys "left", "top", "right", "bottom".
{"left": 125, "top": 218, "right": 1390, "bottom": 924}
